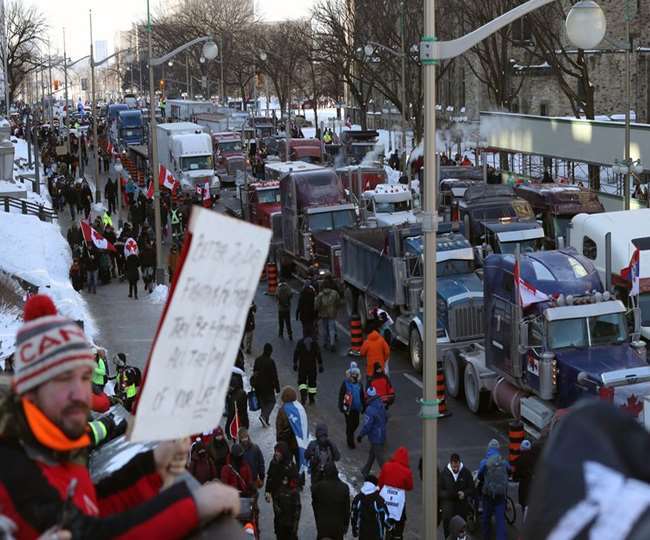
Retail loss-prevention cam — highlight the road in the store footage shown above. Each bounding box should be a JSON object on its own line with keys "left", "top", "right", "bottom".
{"left": 61, "top": 176, "right": 522, "bottom": 538}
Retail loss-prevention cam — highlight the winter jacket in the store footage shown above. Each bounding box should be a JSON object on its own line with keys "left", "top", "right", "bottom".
{"left": 351, "top": 482, "right": 390, "bottom": 540}
{"left": 252, "top": 353, "right": 280, "bottom": 402}
{"left": 0, "top": 395, "right": 198, "bottom": 539}
{"left": 220, "top": 455, "right": 255, "bottom": 496}
{"left": 368, "top": 373, "right": 395, "bottom": 407}
{"left": 358, "top": 395, "right": 387, "bottom": 445}
{"left": 513, "top": 446, "right": 538, "bottom": 508}
{"left": 69, "top": 263, "right": 83, "bottom": 291}
{"left": 208, "top": 437, "right": 230, "bottom": 475}
{"left": 125, "top": 254, "right": 140, "bottom": 283}
{"left": 276, "top": 282, "right": 293, "bottom": 312}
{"left": 188, "top": 443, "right": 217, "bottom": 484}
{"left": 304, "top": 424, "right": 341, "bottom": 481}
{"left": 338, "top": 377, "right": 365, "bottom": 413}
{"left": 311, "top": 464, "right": 350, "bottom": 539}
{"left": 314, "top": 287, "right": 340, "bottom": 319}
{"left": 225, "top": 377, "right": 249, "bottom": 433}
{"left": 378, "top": 447, "right": 414, "bottom": 492}
{"left": 477, "top": 447, "right": 510, "bottom": 500}
{"left": 276, "top": 387, "right": 300, "bottom": 454}
{"left": 439, "top": 461, "right": 475, "bottom": 517}
{"left": 360, "top": 331, "right": 390, "bottom": 376}
{"left": 293, "top": 337, "right": 323, "bottom": 375}
{"left": 241, "top": 441, "right": 266, "bottom": 483}
{"left": 296, "top": 284, "right": 317, "bottom": 323}
{"left": 265, "top": 443, "right": 300, "bottom": 497}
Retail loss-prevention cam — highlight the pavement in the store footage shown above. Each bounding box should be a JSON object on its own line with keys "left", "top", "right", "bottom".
{"left": 55, "top": 168, "right": 522, "bottom": 538}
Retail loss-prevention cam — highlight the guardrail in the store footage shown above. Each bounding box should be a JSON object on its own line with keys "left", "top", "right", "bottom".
{"left": 1, "top": 196, "right": 57, "bottom": 222}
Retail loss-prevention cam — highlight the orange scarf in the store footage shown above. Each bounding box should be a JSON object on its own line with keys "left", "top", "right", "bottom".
{"left": 22, "top": 398, "right": 90, "bottom": 452}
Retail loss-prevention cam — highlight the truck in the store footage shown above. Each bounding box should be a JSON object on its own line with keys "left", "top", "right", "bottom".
{"left": 514, "top": 183, "right": 604, "bottom": 249}
{"left": 211, "top": 131, "right": 247, "bottom": 185}
{"left": 360, "top": 184, "right": 418, "bottom": 227}
{"left": 443, "top": 249, "right": 650, "bottom": 438}
{"left": 337, "top": 165, "right": 387, "bottom": 199}
{"left": 166, "top": 99, "right": 218, "bottom": 122}
{"left": 156, "top": 122, "right": 220, "bottom": 195}
{"left": 278, "top": 166, "right": 356, "bottom": 278}
{"left": 569, "top": 209, "right": 650, "bottom": 340}
{"left": 117, "top": 110, "right": 145, "bottom": 146}
{"left": 341, "top": 224, "right": 484, "bottom": 371}
{"left": 459, "top": 184, "right": 544, "bottom": 257}
{"left": 339, "top": 130, "right": 384, "bottom": 165}
{"left": 277, "top": 138, "right": 325, "bottom": 164}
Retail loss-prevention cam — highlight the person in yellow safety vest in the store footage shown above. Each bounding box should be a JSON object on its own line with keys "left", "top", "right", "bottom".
{"left": 119, "top": 366, "right": 139, "bottom": 412}
{"left": 171, "top": 207, "right": 182, "bottom": 239}
{"left": 92, "top": 348, "right": 109, "bottom": 388}
{"left": 322, "top": 130, "right": 333, "bottom": 144}
{"left": 88, "top": 418, "right": 109, "bottom": 448}
{"left": 101, "top": 210, "right": 113, "bottom": 228}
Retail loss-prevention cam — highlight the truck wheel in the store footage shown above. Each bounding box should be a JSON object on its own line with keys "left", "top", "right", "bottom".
{"left": 464, "top": 363, "right": 488, "bottom": 414}
{"left": 444, "top": 350, "right": 464, "bottom": 399}
{"left": 409, "top": 329, "right": 423, "bottom": 373}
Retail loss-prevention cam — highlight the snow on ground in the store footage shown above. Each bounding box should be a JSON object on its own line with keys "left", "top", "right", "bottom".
{"left": 0, "top": 212, "right": 97, "bottom": 348}
{"left": 9, "top": 137, "right": 52, "bottom": 209}
{"left": 0, "top": 309, "right": 20, "bottom": 370}
{"left": 147, "top": 284, "right": 169, "bottom": 304}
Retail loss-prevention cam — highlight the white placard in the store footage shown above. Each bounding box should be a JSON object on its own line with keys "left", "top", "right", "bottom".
{"left": 379, "top": 485, "right": 406, "bottom": 521}
{"left": 129, "top": 207, "right": 271, "bottom": 442}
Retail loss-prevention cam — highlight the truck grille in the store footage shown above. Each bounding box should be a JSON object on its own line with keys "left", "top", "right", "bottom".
{"left": 227, "top": 158, "right": 245, "bottom": 174}
{"left": 448, "top": 301, "right": 484, "bottom": 342}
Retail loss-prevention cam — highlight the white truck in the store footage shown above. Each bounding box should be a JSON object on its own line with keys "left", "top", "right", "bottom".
{"left": 569, "top": 209, "right": 650, "bottom": 340}
{"left": 165, "top": 100, "right": 218, "bottom": 122}
{"left": 156, "top": 122, "right": 220, "bottom": 195}
{"left": 360, "top": 184, "right": 419, "bottom": 227}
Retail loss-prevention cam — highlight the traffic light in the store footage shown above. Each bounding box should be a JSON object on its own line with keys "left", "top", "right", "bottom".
{"left": 159, "top": 79, "right": 165, "bottom": 90}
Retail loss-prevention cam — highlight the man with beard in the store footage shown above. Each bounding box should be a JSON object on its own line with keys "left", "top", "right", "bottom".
{"left": 0, "top": 295, "right": 240, "bottom": 538}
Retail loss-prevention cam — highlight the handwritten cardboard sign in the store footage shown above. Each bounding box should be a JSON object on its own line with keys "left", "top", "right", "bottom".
{"left": 129, "top": 207, "right": 271, "bottom": 442}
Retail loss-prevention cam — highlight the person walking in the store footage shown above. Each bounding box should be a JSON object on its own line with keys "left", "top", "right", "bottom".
{"left": 513, "top": 439, "right": 537, "bottom": 521}
{"left": 188, "top": 439, "right": 218, "bottom": 484}
{"left": 338, "top": 361, "right": 365, "bottom": 449}
{"left": 277, "top": 280, "right": 294, "bottom": 340}
{"left": 360, "top": 324, "right": 391, "bottom": 379}
{"left": 168, "top": 244, "right": 180, "bottom": 283}
{"left": 314, "top": 276, "right": 341, "bottom": 351}
{"left": 293, "top": 332, "right": 323, "bottom": 405}
{"left": 265, "top": 441, "right": 301, "bottom": 540}
{"left": 126, "top": 252, "right": 140, "bottom": 299}
{"left": 439, "top": 453, "right": 475, "bottom": 538}
{"left": 296, "top": 281, "right": 317, "bottom": 338}
{"left": 311, "top": 463, "right": 350, "bottom": 540}
{"left": 225, "top": 371, "right": 249, "bottom": 440}
{"left": 378, "top": 447, "right": 414, "bottom": 539}
{"left": 238, "top": 427, "right": 266, "bottom": 491}
{"left": 208, "top": 426, "right": 231, "bottom": 475}
{"left": 104, "top": 176, "right": 117, "bottom": 214}
{"left": 304, "top": 423, "right": 341, "bottom": 484}
{"left": 84, "top": 249, "right": 99, "bottom": 294}
{"left": 276, "top": 386, "right": 308, "bottom": 469}
{"left": 367, "top": 363, "right": 396, "bottom": 409}
{"left": 0, "top": 294, "right": 240, "bottom": 537}
{"left": 477, "top": 439, "right": 509, "bottom": 540}
{"left": 351, "top": 475, "right": 390, "bottom": 540}
{"left": 357, "top": 386, "right": 387, "bottom": 478}
{"left": 243, "top": 302, "right": 257, "bottom": 354}
{"left": 252, "top": 343, "right": 280, "bottom": 427}
{"left": 220, "top": 443, "right": 255, "bottom": 497}
{"left": 69, "top": 257, "right": 83, "bottom": 291}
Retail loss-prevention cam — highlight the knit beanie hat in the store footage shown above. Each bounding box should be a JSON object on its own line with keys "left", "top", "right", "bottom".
{"left": 367, "top": 386, "right": 377, "bottom": 398}
{"left": 349, "top": 361, "right": 360, "bottom": 378}
{"left": 488, "top": 438, "right": 501, "bottom": 450}
{"left": 13, "top": 295, "right": 95, "bottom": 395}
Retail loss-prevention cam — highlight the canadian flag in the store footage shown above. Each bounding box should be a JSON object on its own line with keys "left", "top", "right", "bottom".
{"left": 622, "top": 248, "right": 641, "bottom": 297}
{"left": 124, "top": 237, "right": 139, "bottom": 258}
{"left": 228, "top": 401, "right": 240, "bottom": 440}
{"left": 158, "top": 164, "right": 178, "bottom": 191}
{"left": 514, "top": 259, "right": 549, "bottom": 308}
{"left": 80, "top": 221, "right": 116, "bottom": 252}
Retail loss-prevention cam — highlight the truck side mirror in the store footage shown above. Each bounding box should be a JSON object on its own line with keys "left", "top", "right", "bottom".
{"left": 519, "top": 320, "right": 529, "bottom": 353}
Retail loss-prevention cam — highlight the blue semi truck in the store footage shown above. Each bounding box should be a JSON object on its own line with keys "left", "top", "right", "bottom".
{"left": 341, "top": 223, "right": 484, "bottom": 372}
{"left": 443, "top": 249, "right": 650, "bottom": 438}
{"left": 117, "top": 109, "right": 145, "bottom": 146}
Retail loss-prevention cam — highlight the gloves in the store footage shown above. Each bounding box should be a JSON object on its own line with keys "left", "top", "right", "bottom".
{"left": 318, "top": 366, "right": 324, "bottom": 373}
{"left": 356, "top": 435, "right": 363, "bottom": 443}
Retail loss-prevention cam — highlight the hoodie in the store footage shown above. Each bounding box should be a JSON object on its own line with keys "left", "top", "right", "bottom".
{"left": 360, "top": 330, "right": 390, "bottom": 376}
{"left": 311, "top": 462, "right": 350, "bottom": 538}
{"left": 378, "top": 447, "right": 413, "bottom": 491}
{"left": 304, "top": 423, "right": 341, "bottom": 478}
{"left": 447, "top": 515, "right": 467, "bottom": 540}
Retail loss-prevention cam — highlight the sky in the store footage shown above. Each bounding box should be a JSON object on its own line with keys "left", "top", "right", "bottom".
{"left": 29, "top": 0, "right": 317, "bottom": 62}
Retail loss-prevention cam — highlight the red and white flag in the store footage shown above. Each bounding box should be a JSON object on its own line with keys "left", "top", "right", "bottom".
{"left": 146, "top": 178, "right": 154, "bottom": 200}
{"left": 158, "top": 164, "right": 178, "bottom": 191}
{"left": 124, "top": 237, "right": 139, "bottom": 258}
{"left": 514, "top": 259, "right": 549, "bottom": 308}
{"left": 622, "top": 248, "right": 641, "bottom": 297}
{"left": 80, "top": 221, "right": 116, "bottom": 252}
{"left": 203, "top": 180, "right": 211, "bottom": 202}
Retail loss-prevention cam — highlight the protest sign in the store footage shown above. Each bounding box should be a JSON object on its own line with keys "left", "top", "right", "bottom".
{"left": 379, "top": 485, "right": 406, "bottom": 521}
{"left": 129, "top": 207, "right": 271, "bottom": 442}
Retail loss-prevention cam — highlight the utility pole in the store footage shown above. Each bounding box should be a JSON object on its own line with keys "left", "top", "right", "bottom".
{"left": 623, "top": 0, "right": 633, "bottom": 210}
{"left": 47, "top": 42, "right": 54, "bottom": 124}
{"left": 186, "top": 53, "right": 190, "bottom": 98}
{"left": 400, "top": 0, "right": 410, "bottom": 185}
{"left": 90, "top": 9, "right": 101, "bottom": 203}
{"left": 219, "top": 35, "right": 225, "bottom": 104}
{"left": 63, "top": 28, "right": 69, "bottom": 128}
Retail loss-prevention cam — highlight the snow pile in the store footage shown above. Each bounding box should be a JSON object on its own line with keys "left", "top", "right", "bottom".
{"left": 0, "top": 212, "right": 97, "bottom": 346}
{"left": 148, "top": 284, "right": 169, "bottom": 304}
{"left": 0, "top": 309, "right": 20, "bottom": 370}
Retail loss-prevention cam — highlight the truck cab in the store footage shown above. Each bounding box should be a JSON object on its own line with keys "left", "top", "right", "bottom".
{"left": 212, "top": 131, "right": 246, "bottom": 185}
{"left": 238, "top": 180, "right": 281, "bottom": 228}
{"left": 337, "top": 165, "right": 387, "bottom": 199}
{"left": 361, "top": 184, "right": 418, "bottom": 227}
{"left": 277, "top": 138, "right": 325, "bottom": 164}
{"left": 339, "top": 130, "right": 384, "bottom": 165}
{"left": 514, "top": 183, "right": 604, "bottom": 248}
{"left": 117, "top": 110, "right": 144, "bottom": 146}
{"left": 477, "top": 218, "right": 545, "bottom": 262}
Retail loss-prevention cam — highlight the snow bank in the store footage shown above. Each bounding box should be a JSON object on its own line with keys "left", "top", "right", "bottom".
{"left": 148, "top": 284, "right": 169, "bottom": 304}
{"left": 0, "top": 309, "right": 20, "bottom": 369}
{"left": 0, "top": 212, "right": 97, "bottom": 345}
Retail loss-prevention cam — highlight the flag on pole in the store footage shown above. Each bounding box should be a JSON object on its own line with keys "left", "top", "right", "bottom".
{"left": 203, "top": 180, "right": 211, "bottom": 202}
{"left": 622, "top": 248, "right": 641, "bottom": 297}
{"left": 124, "top": 237, "right": 139, "bottom": 258}
{"left": 229, "top": 401, "right": 240, "bottom": 440}
{"left": 514, "top": 258, "right": 549, "bottom": 308}
{"left": 80, "top": 221, "right": 116, "bottom": 252}
{"left": 158, "top": 164, "right": 179, "bottom": 191}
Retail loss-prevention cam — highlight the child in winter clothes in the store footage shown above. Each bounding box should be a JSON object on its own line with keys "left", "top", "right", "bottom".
{"left": 367, "top": 363, "right": 395, "bottom": 409}
{"left": 338, "top": 361, "right": 365, "bottom": 449}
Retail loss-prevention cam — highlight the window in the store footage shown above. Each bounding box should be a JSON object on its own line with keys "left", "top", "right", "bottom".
{"left": 529, "top": 318, "right": 544, "bottom": 348}
{"left": 511, "top": 16, "right": 532, "bottom": 43}
{"left": 582, "top": 236, "right": 597, "bottom": 260}
{"left": 181, "top": 155, "right": 213, "bottom": 171}
{"left": 540, "top": 103, "right": 548, "bottom": 117}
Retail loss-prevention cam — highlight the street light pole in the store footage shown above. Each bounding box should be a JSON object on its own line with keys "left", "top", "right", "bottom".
{"left": 400, "top": 0, "right": 409, "bottom": 184}
{"left": 220, "top": 35, "right": 225, "bottom": 103}
{"left": 90, "top": 9, "right": 101, "bottom": 203}
{"left": 63, "top": 28, "right": 69, "bottom": 128}
{"left": 2, "top": 0, "right": 9, "bottom": 115}
{"left": 624, "top": 1, "right": 632, "bottom": 210}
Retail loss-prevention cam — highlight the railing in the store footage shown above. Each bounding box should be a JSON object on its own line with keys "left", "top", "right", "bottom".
{"left": 1, "top": 196, "right": 57, "bottom": 222}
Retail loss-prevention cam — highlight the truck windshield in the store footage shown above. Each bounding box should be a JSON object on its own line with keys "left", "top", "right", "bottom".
{"left": 553, "top": 216, "right": 571, "bottom": 240}
{"left": 349, "top": 144, "right": 375, "bottom": 164}
{"left": 548, "top": 312, "right": 627, "bottom": 349}
{"left": 308, "top": 210, "right": 355, "bottom": 231}
{"left": 181, "top": 155, "right": 213, "bottom": 171}
{"left": 120, "top": 127, "right": 142, "bottom": 136}
{"left": 219, "top": 141, "right": 243, "bottom": 153}
{"left": 639, "top": 293, "right": 650, "bottom": 326}
{"left": 257, "top": 189, "right": 280, "bottom": 204}
{"left": 498, "top": 238, "right": 541, "bottom": 255}
{"left": 375, "top": 200, "right": 411, "bottom": 213}
{"left": 437, "top": 259, "right": 474, "bottom": 276}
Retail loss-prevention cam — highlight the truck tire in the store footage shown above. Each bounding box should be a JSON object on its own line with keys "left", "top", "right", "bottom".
{"left": 464, "top": 363, "right": 489, "bottom": 414}
{"left": 444, "top": 350, "right": 464, "bottom": 399}
{"left": 409, "top": 328, "right": 423, "bottom": 373}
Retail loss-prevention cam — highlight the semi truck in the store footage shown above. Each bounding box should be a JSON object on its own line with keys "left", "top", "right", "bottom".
{"left": 117, "top": 110, "right": 144, "bottom": 146}
{"left": 360, "top": 184, "right": 418, "bottom": 227}
{"left": 337, "top": 165, "right": 387, "bottom": 199}
{"left": 342, "top": 224, "right": 484, "bottom": 371}
{"left": 156, "top": 122, "right": 220, "bottom": 195}
{"left": 514, "top": 183, "right": 604, "bottom": 249}
{"left": 278, "top": 166, "right": 356, "bottom": 278}
{"left": 277, "top": 138, "right": 325, "bottom": 164}
{"left": 339, "top": 130, "right": 384, "bottom": 165}
{"left": 211, "top": 131, "right": 247, "bottom": 185}
{"left": 443, "top": 249, "right": 650, "bottom": 438}
{"left": 569, "top": 209, "right": 650, "bottom": 340}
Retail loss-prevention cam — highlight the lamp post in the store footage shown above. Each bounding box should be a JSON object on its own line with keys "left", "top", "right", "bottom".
{"left": 419, "top": 1, "right": 606, "bottom": 537}
{"left": 147, "top": 0, "right": 218, "bottom": 284}
{"left": 113, "top": 158, "right": 124, "bottom": 225}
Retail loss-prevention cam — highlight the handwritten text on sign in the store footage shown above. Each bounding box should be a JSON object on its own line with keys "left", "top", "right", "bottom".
{"left": 129, "top": 208, "right": 271, "bottom": 442}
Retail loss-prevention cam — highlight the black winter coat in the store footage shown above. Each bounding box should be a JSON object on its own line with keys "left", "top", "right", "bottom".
{"left": 252, "top": 353, "right": 280, "bottom": 401}
{"left": 439, "top": 464, "right": 475, "bottom": 516}
{"left": 125, "top": 254, "right": 140, "bottom": 283}
{"left": 293, "top": 337, "right": 322, "bottom": 376}
{"left": 296, "top": 285, "right": 316, "bottom": 323}
{"left": 311, "top": 476, "right": 350, "bottom": 539}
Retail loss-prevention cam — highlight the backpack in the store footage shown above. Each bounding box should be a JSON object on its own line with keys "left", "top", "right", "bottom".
{"left": 312, "top": 443, "right": 334, "bottom": 477}
{"left": 344, "top": 380, "right": 362, "bottom": 412}
{"left": 482, "top": 453, "right": 508, "bottom": 498}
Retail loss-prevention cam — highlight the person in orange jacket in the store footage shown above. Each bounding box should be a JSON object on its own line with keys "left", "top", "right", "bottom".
{"left": 378, "top": 447, "right": 414, "bottom": 539}
{"left": 360, "top": 323, "right": 390, "bottom": 378}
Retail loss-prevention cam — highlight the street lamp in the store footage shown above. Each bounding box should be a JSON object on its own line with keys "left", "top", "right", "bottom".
{"left": 113, "top": 158, "right": 124, "bottom": 225}
{"left": 419, "top": 1, "right": 606, "bottom": 537}
{"left": 565, "top": 1, "right": 607, "bottom": 50}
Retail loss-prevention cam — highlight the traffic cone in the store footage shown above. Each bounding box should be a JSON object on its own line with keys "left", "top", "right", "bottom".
{"left": 436, "top": 368, "right": 452, "bottom": 418}
{"left": 508, "top": 420, "right": 525, "bottom": 473}
{"left": 348, "top": 315, "right": 363, "bottom": 356}
{"left": 265, "top": 262, "right": 278, "bottom": 295}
